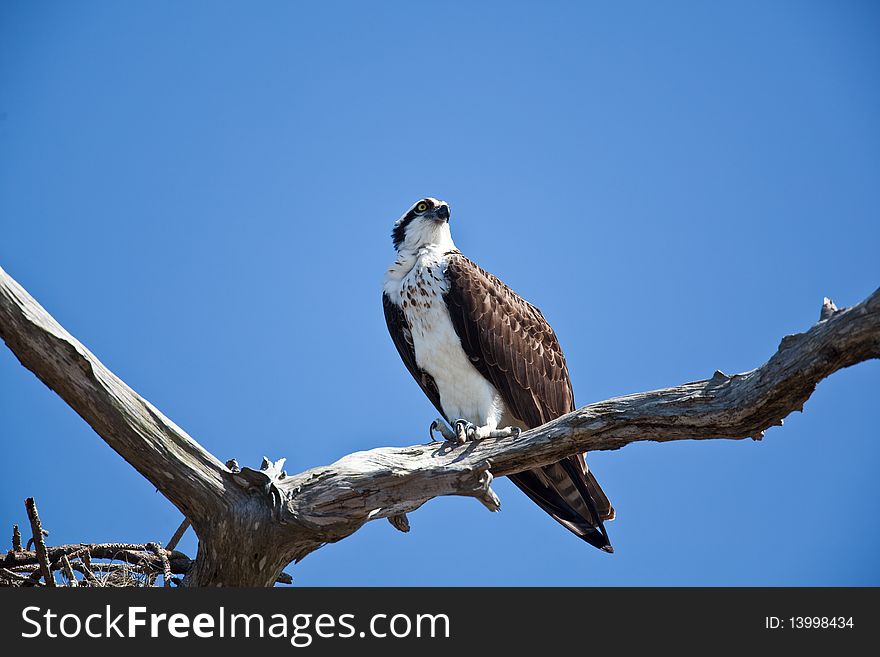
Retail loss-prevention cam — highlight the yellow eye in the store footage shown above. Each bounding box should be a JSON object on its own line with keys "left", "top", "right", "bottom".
{"left": 416, "top": 201, "right": 429, "bottom": 213}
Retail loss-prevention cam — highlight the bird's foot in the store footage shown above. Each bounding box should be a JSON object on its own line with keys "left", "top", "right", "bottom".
{"left": 453, "top": 419, "right": 478, "bottom": 443}
{"left": 433, "top": 420, "right": 525, "bottom": 444}
{"left": 486, "top": 426, "right": 522, "bottom": 439}
{"left": 429, "top": 418, "right": 457, "bottom": 442}
{"left": 450, "top": 421, "right": 521, "bottom": 443}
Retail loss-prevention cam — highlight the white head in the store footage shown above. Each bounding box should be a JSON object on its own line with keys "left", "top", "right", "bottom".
{"left": 391, "top": 197, "right": 455, "bottom": 254}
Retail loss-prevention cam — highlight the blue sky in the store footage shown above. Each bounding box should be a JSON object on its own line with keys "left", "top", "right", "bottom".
{"left": 1, "top": 1, "right": 878, "bottom": 585}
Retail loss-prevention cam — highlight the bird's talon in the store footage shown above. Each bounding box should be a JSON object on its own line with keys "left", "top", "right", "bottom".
{"left": 429, "top": 417, "right": 457, "bottom": 442}
{"left": 453, "top": 419, "right": 476, "bottom": 443}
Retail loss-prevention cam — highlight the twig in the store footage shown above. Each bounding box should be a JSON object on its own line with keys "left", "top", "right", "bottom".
{"left": 149, "top": 542, "right": 172, "bottom": 587}
{"left": 80, "top": 551, "right": 99, "bottom": 586}
{"left": 165, "top": 519, "right": 191, "bottom": 551}
{"left": 27, "top": 566, "right": 43, "bottom": 584}
{"left": 25, "top": 529, "right": 48, "bottom": 551}
{"left": 7, "top": 564, "right": 39, "bottom": 572}
{"left": 12, "top": 525, "right": 22, "bottom": 552}
{"left": 24, "top": 498, "right": 54, "bottom": 587}
{"left": 0, "top": 567, "right": 43, "bottom": 587}
{"left": 60, "top": 555, "right": 78, "bottom": 587}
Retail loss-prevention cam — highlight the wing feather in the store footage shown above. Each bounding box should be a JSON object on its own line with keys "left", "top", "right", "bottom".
{"left": 443, "top": 252, "right": 574, "bottom": 427}
{"left": 442, "top": 253, "right": 615, "bottom": 544}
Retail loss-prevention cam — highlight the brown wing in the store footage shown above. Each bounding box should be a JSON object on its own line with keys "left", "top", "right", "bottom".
{"left": 383, "top": 292, "right": 444, "bottom": 419}
{"left": 443, "top": 253, "right": 614, "bottom": 549}
{"left": 443, "top": 252, "right": 575, "bottom": 427}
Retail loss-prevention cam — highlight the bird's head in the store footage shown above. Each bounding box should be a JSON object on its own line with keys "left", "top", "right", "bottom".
{"left": 391, "top": 197, "right": 453, "bottom": 253}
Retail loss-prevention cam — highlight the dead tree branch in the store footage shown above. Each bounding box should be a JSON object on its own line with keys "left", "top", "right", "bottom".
{"left": 24, "top": 498, "right": 54, "bottom": 587}
{"left": 1, "top": 263, "right": 877, "bottom": 585}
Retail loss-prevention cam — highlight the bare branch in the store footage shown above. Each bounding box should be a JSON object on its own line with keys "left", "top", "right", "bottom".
{"left": 11, "top": 525, "right": 22, "bottom": 552}
{"left": 79, "top": 552, "right": 99, "bottom": 585}
{"left": 0, "top": 265, "right": 235, "bottom": 529}
{"left": 0, "top": 568, "right": 42, "bottom": 587}
{"left": 1, "top": 260, "right": 877, "bottom": 585}
{"left": 272, "top": 288, "right": 879, "bottom": 542}
{"left": 59, "top": 555, "right": 78, "bottom": 587}
{"left": 24, "top": 498, "right": 54, "bottom": 587}
{"left": 165, "top": 519, "right": 191, "bottom": 551}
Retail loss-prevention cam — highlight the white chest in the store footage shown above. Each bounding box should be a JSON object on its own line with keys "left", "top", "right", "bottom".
{"left": 386, "top": 252, "right": 505, "bottom": 427}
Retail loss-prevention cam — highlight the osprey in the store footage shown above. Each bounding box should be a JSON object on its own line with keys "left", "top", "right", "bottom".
{"left": 382, "top": 197, "right": 614, "bottom": 552}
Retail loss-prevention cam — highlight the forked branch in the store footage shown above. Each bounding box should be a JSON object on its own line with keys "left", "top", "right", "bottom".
{"left": 1, "top": 262, "right": 877, "bottom": 586}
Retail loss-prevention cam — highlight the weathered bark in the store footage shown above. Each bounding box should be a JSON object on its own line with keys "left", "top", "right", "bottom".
{"left": 1, "top": 263, "right": 878, "bottom": 585}
{"left": 24, "top": 497, "right": 54, "bottom": 587}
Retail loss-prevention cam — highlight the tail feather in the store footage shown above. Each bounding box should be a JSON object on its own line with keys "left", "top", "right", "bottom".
{"left": 580, "top": 457, "right": 615, "bottom": 522}
{"left": 509, "top": 454, "right": 614, "bottom": 553}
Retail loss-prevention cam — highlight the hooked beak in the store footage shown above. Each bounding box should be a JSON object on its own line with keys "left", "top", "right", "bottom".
{"left": 431, "top": 204, "right": 450, "bottom": 222}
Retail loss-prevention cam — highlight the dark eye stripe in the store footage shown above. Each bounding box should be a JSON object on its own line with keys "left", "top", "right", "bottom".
{"left": 392, "top": 199, "right": 437, "bottom": 249}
